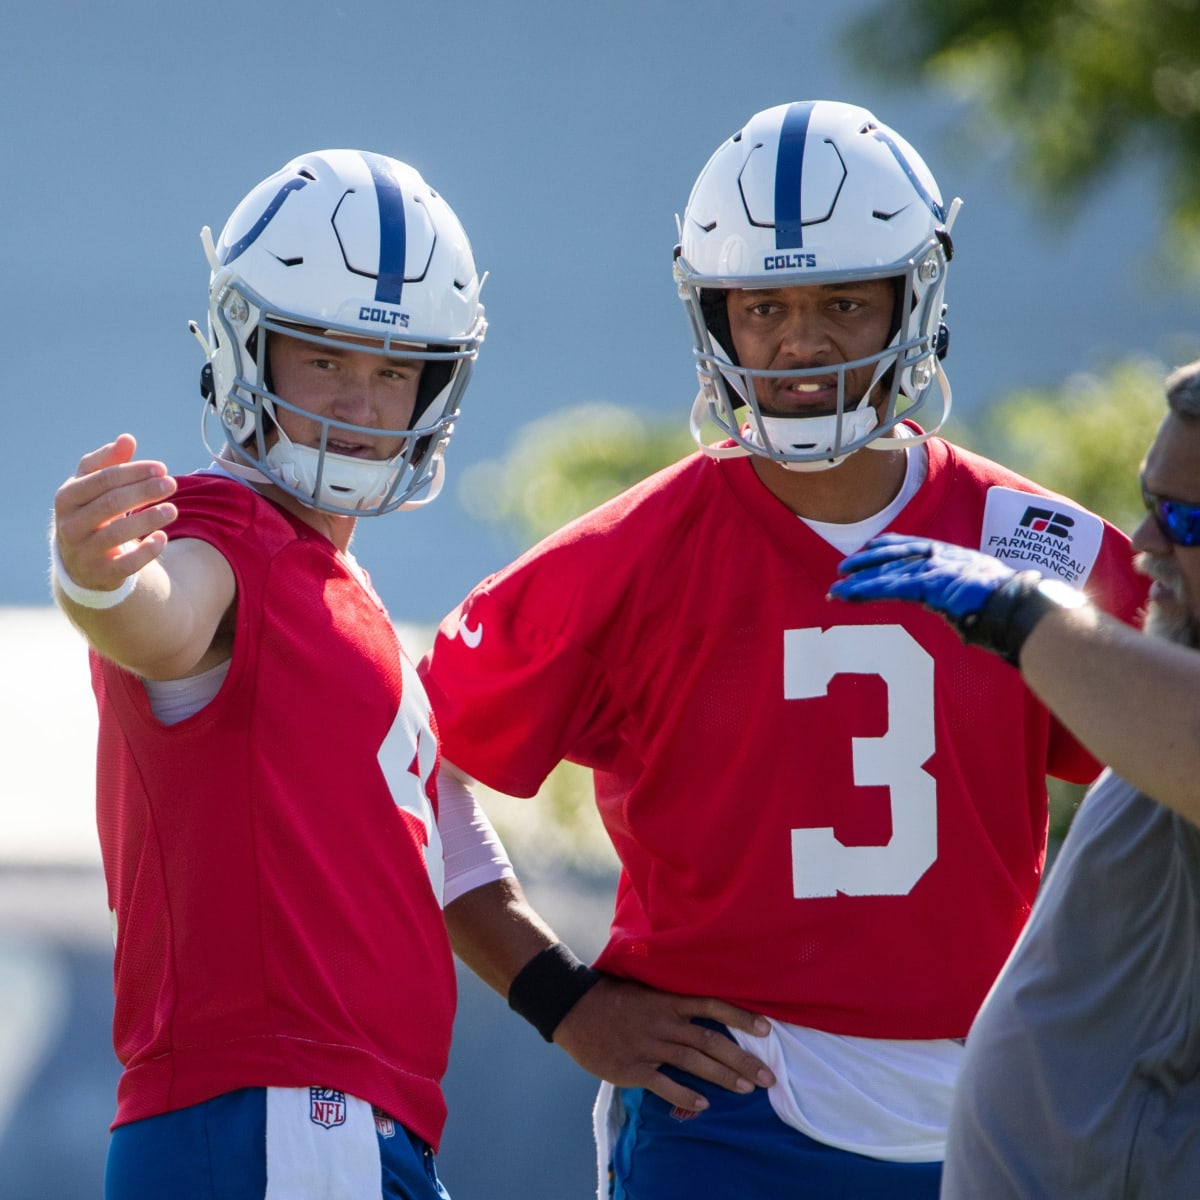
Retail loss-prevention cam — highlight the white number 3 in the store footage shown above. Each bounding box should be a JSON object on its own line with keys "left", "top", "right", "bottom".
{"left": 784, "top": 626, "right": 936, "bottom": 898}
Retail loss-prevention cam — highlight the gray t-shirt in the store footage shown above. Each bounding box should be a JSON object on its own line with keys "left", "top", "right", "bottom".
{"left": 942, "top": 769, "right": 1200, "bottom": 1198}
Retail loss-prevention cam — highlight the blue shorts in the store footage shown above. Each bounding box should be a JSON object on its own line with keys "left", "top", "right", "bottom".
{"left": 105, "top": 1087, "right": 450, "bottom": 1200}
{"left": 612, "top": 1066, "right": 942, "bottom": 1200}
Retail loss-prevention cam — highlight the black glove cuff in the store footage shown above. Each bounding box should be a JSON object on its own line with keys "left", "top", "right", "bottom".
{"left": 959, "top": 570, "right": 1065, "bottom": 666}
{"left": 507, "top": 943, "right": 603, "bottom": 1042}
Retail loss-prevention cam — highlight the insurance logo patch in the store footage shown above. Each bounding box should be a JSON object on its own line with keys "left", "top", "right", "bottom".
{"left": 979, "top": 486, "right": 1104, "bottom": 587}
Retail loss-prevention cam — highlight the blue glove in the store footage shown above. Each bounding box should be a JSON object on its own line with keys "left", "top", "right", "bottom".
{"left": 830, "top": 534, "right": 1068, "bottom": 665}
{"left": 832, "top": 535, "right": 1017, "bottom": 617}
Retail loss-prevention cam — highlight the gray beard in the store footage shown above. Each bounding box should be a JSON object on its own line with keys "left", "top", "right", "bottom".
{"left": 1137, "top": 549, "right": 1198, "bottom": 648}
{"left": 1143, "top": 600, "right": 1197, "bottom": 648}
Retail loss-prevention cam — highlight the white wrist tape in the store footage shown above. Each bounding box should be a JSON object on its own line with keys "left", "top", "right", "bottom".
{"left": 50, "top": 537, "right": 140, "bottom": 610}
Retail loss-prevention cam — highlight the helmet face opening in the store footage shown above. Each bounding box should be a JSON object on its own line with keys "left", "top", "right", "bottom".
{"left": 198, "top": 150, "right": 486, "bottom": 516}
{"left": 210, "top": 304, "right": 477, "bottom": 515}
{"left": 676, "top": 101, "right": 957, "bottom": 469}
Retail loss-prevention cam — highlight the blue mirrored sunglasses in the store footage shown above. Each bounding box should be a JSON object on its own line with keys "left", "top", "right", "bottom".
{"left": 1141, "top": 479, "right": 1200, "bottom": 547}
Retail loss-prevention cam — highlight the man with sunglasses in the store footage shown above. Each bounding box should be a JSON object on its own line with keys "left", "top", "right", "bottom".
{"left": 832, "top": 357, "right": 1200, "bottom": 1196}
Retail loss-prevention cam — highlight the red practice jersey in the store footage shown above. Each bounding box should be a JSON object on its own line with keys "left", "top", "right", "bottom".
{"left": 93, "top": 474, "right": 455, "bottom": 1146}
{"left": 421, "top": 439, "right": 1147, "bottom": 1039}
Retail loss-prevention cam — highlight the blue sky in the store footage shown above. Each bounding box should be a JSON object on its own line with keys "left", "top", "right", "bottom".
{"left": 7, "top": 0, "right": 1199, "bottom": 621}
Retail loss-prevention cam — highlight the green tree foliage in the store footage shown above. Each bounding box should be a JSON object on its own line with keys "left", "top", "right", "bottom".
{"left": 847, "top": 0, "right": 1200, "bottom": 275}
{"left": 472, "top": 760, "right": 619, "bottom": 875}
{"left": 956, "top": 355, "right": 1168, "bottom": 534}
{"left": 460, "top": 402, "right": 694, "bottom": 549}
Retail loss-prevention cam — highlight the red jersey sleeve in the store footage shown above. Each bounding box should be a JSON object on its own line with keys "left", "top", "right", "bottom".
{"left": 422, "top": 580, "right": 622, "bottom": 798}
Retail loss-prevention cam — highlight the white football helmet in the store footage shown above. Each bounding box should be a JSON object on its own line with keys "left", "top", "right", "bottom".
{"left": 193, "top": 149, "right": 486, "bottom": 515}
{"left": 675, "top": 100, "right": 961, "bottom": 470}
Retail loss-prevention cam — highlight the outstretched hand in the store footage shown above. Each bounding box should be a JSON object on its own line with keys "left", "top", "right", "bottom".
{"left": 551, "top": 976, "right": 776, "bottom": 1113}
{"left": 52, "top": 434, "right": 178, "bottom": 593}
{"left": 830, "top": 534, "right": 1017, "bottom": 631}
{"left": 48, "top": 434, "right": 235, "bottom": 678}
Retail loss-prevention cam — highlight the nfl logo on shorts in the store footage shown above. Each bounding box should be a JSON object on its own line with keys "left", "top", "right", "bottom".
{"left": 309, "top": 1087, "right": 347, "bottom": 1128}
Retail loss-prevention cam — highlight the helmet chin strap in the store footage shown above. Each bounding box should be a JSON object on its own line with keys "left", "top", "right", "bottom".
{"left": 690, "top": 388, "right": 748, "bottom": 459}
{"left": 690, "top": 358, "right": 885, "bottom": 470}
{"left": 212, "top": 434, "right": 443, "bottom": 514}
{"left": 751, "top": 406, "right": 880, "bottom": 473}
{"left": 266, "top": 428, "right": 399, "bottom": 512}
{"left": 757, "top": 353, "right": 890, "bottom": 471}
{"left": 214, "top": 452, "right": 273, "bottom": 487}
{"left": 865, "top": 357, "right": 953, "bottom": 450}
{"left": 398, "top": 453, "right": 445, "bottom": 510}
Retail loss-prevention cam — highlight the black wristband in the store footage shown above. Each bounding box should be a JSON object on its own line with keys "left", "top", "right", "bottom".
{"left": 959, "top": 570, "right": 1084, "bottom": 666}
{"left": 507, "top": 943, "right": 603, "bottom": 1042}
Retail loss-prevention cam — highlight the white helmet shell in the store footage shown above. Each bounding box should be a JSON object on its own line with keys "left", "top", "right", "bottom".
{"left": 675, "top": 101, "right": 958, "bottom": 469}
{"left": 199, "top": 149, "right": 486, "bottom": 515}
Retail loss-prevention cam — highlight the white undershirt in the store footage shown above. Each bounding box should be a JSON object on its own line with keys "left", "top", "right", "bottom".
{"left": 799, "top": 436, "right": 928, "bottom": 554}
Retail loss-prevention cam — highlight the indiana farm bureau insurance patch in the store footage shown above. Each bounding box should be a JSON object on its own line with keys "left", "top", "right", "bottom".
{"left": 979, "top": 486, "right": 1105, "bottom": 587}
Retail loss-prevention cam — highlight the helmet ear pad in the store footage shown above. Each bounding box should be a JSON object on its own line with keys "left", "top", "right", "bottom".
{"left": 406, "top": 349, "right": 457, "bottom": 468}
{"left": 200, "top": 361, "right": 215, "bottom": 402}
{"left": 877, "top": 276, "right": 906, "bottom": 396}
{"left": 701, "top": 289, "right": 739, "bottom": 371}
{"left": 413, "top": 348, "right": 454, "bottom": 424}
{"left": 251, "top": 328, "right": 277, "bottom": 402}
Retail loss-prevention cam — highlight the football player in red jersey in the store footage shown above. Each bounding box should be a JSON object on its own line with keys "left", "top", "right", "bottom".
{"left": 419, "top": 101, "right": 1150, "bottom": 1198}
{"left": 51, "top": 150, "right": 771, "bottom": 1200}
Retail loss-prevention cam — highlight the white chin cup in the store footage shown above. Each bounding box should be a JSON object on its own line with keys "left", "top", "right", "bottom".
{"left": 747, "top": 406, "right": 880, "bottom": 471}
{"left": 266, "top": 435, "right": 399, "bottom": 511}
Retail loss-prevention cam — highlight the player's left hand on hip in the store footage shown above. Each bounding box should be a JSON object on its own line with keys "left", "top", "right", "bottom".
{"left": 830, "top": 534, "right": 1016, "bottom": 627}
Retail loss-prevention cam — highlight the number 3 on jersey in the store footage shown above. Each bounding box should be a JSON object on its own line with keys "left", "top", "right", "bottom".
{"left": 784, "top": 625, "right": 936, "bottom": 899}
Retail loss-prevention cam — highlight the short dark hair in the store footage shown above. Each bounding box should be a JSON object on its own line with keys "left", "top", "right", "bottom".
{"left": 1166, "top": 359, "right": 1200, "bottom": 422}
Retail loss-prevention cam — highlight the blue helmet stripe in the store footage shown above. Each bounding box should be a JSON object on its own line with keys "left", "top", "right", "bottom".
{"left": 360, "top": 152, "right": 408, "bottom": 304}
{"left": 774, "top": 101, "right": 815, "bottom": 249}
{"left": 869, "top": 128, "right": 946, "bottom": 224}
{"left": 221, "top": 176, "right": 309, "bottom": 265}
